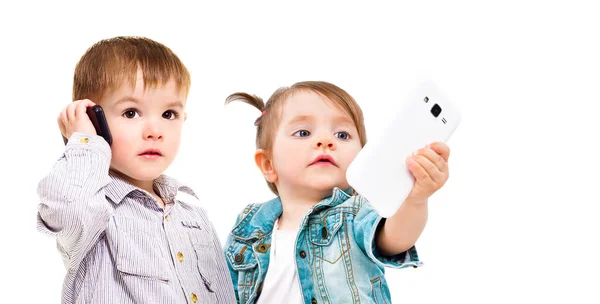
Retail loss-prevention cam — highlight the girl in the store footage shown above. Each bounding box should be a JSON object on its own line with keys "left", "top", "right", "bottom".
{"left": 224, "top": 81, "right": 450, "bottom": 304}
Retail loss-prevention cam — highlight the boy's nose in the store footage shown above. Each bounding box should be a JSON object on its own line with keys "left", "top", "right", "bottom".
{"left": 143, "top": 121, "right": 163, "bottom": 140}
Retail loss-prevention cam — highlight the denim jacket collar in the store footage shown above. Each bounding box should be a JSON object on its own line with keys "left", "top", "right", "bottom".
{"left": 230, "top": 187, "right": 352, "bottom": 241}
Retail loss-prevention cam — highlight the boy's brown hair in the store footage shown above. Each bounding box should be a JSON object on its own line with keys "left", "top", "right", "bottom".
{"left": 225, "top": 81, "right": 367, "bottom": 195}
{"left": 72, "top": 36, "right": 191, "bottom": 102}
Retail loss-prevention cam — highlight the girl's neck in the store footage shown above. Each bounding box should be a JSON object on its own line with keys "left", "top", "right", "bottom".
{"left": 277, "top": 188, "right": 326, "bottom": 230}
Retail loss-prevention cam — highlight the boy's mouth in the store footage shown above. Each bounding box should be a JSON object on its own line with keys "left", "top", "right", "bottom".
{"left": 309, "top": 154, "right": 337, "bottom": 167}
{"left": 139, "top": 149, "right": 163, "bottom": 158}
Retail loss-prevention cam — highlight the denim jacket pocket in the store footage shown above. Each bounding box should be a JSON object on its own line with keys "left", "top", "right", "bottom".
{"left": 309, "top": 212, "right": 349, "bottom": 265}
{"left": 114, "top": 217, "right": 170, "bottom": 282}
{"left": 227, "top": 239, "right": 259, "bottom": 303}
{"left": 309, "top": 212, "right": 343, "bottom": 246}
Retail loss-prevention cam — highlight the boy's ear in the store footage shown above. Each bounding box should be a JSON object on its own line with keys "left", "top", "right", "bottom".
{"left": 255, "top": 149, "right": 277, "bottom": 183}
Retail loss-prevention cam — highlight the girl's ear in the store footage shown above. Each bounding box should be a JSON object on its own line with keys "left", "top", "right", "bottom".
{"left": 255, "top": 149, "right": 278, "bottom": 183}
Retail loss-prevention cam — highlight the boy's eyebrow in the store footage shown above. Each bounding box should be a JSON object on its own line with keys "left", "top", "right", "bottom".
{"left": 114, "top": 96, "right": 184, "bottom": 108}
{"left": 115, "top": 96, "right": 141, "bottom": 105}
{"left": 166, "top": 101, "right": 185, "bottom": 109}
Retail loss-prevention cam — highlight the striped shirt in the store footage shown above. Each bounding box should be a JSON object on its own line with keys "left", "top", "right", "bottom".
{"left": 36, "top": 133, "right": 236, "bottom": 304}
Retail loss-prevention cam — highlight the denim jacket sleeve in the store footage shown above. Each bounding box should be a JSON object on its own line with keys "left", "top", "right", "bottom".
{"left": 352, "top": 195, "right": 422, "bottom": 269}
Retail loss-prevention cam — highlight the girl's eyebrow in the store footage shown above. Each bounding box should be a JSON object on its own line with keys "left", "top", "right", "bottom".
{"left": 285, "top": 115, "right": 354, "bottom": 128}
{"left": 333, "top": 115, "right": 354, "bottom": 126}
{"left": 285, "top": 115, "right": 314, "bottom": 126}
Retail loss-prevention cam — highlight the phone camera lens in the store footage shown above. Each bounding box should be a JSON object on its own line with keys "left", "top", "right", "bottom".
{"left": 431, "top": 104, "right": 442, "bottom": 117}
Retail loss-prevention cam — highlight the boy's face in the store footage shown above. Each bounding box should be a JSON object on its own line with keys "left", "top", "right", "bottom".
{"left": 98, "top": 70, "right": 186, "bottom": 183}
{"left": 270, "top": 90, "right": 362, "bottom": 198}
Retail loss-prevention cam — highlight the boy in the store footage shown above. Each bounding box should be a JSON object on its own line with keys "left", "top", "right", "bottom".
{"left": 36, "top": 36, "right": 236, "bottom": 304}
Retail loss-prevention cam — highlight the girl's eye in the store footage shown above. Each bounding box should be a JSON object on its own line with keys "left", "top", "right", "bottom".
{"left": 293, "top": 130, "right": 311, "bottom": 137}
{"left": 163, "top": 110, "right": 179, "bottom": 120}
{"left": 123, "top": 109, "right": 139, "bottom": 119}
{"left": 335, "top": 132, "right": 350, "bottom": 140}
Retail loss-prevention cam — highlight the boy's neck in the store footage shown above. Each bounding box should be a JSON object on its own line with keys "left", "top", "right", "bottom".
{"left": 110, "top": 169, "right": 166, "bottom": 208}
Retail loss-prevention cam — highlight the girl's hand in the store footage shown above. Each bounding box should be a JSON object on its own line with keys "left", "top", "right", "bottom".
{"left": 404, "top": 142, "right": 450, "bottom": 204}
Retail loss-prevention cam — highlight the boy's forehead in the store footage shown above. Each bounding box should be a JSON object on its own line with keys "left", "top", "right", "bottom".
{"left": 101, "top": 78, "right": 187, "bottom": 106}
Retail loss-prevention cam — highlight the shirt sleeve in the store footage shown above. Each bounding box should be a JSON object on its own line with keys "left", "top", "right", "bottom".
{"left": 36, "top": 132, "right": 113, "bottom": 270}
{"left": 352, "top": 195, "right": 422, "bottom": 269}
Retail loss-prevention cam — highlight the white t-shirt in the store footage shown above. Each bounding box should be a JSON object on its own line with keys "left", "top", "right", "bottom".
{"left": 256, "top": 219, "right": 304, "bottom": 304}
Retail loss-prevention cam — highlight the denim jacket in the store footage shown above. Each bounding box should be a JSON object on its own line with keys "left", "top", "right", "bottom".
{"left": 224, "top": 188, "right": 422, "bottom": 304}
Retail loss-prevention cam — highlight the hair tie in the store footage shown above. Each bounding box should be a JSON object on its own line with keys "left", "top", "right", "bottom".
{"left": 262, "top": 110, "right": 266, "bottom": 115}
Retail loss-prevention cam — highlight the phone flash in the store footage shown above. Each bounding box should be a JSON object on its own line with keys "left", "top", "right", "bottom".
{"left": 424, "top": 96, "right": 429, "bottom": 103}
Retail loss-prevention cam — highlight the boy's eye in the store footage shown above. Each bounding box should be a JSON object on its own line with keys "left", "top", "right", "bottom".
{"left": 123, "top": 109, "right": 139, "bottom": 119}
{"left": 163, "top": 110, "right": 179, "bottom": 120}
{"left": 293, "top": 130, "right": 311, "bottom": 137}
{"left": 335, "top": 132, "right": 350, "bottom": 140}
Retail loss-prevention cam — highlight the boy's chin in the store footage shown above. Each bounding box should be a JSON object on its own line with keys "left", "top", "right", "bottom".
{"left": 111, "top": 167, "right": 165, "bottom": 183}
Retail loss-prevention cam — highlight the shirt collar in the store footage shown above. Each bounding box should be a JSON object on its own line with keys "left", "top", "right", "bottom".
{"left": 105, "top": 171, "right": 197, "bottom": 205}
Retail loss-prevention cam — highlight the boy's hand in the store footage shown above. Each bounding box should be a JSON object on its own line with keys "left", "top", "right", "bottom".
{"left": 404, "top": 142, "right": 450, "bottom": 204}
{"left": 58, "top": 99, "right": 98, "bottom": 140}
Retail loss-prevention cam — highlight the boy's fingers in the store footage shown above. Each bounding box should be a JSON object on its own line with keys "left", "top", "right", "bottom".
{"left": 59, "top": 110, "right": 68, "bottom": 125}
{"left": 428, "top": 142, "right": 450, "bottom": 162}
{"left": 58, "top": 111, "right": 67, "bottom": 136}
{"left": 80, "top": 99, "right": 96, "bottom": 109}
{"left": 66, "top": 103, "right": 77, "bottom": 123}
{"left": 75, "top": 100, "right": 89, "bottom": 120}
{"left": 60, "top": 110, "right": 70, "bottom": 137}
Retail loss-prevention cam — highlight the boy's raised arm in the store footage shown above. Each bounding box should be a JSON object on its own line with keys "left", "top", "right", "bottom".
{"left": 37, "top": 132, "right": 113, "bottom": 270}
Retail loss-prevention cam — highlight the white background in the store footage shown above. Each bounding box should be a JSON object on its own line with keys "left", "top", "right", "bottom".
{"left": 1, "top": 0, "right": 599, "bottom": 303}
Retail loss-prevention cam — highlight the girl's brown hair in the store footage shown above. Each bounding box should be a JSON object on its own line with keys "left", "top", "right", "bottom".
{"left": 225, "top": 81, "right": 367, "bottom": 195}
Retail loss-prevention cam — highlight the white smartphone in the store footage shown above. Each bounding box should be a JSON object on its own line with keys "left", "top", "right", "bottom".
{"left": 346, "top": 81, "right": 461, "bottom": 217}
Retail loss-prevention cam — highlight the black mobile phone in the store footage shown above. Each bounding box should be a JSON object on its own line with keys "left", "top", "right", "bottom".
{"left": 62, "top": 105, "right": 112, "bottom": 145}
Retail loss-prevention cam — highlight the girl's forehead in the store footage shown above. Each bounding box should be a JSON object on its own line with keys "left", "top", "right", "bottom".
{"left": 280, "top": 91, "right": 349, "bottom": 119}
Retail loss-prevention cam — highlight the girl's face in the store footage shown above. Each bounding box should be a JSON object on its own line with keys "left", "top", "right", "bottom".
{"left": 268, "top": 90, "right": 362, "bottom": 199}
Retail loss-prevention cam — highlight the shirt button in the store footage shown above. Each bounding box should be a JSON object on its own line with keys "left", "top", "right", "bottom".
{"left": 177, "top": 252, "right": 184, "bottom": 262}
{"left": 299, "top": 250, "right": 307, "bottom": 259}
{"left": 164, "top": 215, "right": 169, "bottom": 221}
{"left": 79, "top": 137, "right": 89, "bottom": 144}
{"left": 311, "top": 297, "right": 317, "bottom": 304}
{"left": 321, "top": 227, "right": 328, "bottom": 238}
{"left": 191, "top": 293, "right": 198, "bottom": 303}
